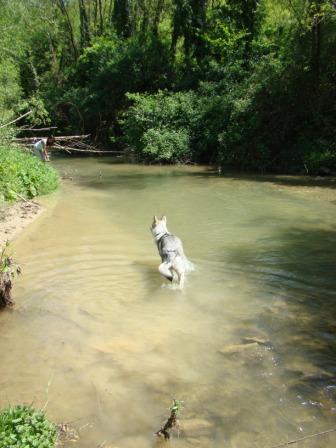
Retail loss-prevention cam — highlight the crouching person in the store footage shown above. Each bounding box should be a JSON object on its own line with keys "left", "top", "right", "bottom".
{"left": 33, "top": 136, "right": 55, "bottom": 161}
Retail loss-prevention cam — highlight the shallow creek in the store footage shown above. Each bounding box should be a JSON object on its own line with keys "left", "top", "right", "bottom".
{"left": 1, "top": 158, "right": 336, "bottom": 447}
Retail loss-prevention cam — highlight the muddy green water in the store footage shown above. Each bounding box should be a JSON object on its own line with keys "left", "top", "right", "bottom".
{"left": 1, "top": 158, "right": 336, "bottom": 448}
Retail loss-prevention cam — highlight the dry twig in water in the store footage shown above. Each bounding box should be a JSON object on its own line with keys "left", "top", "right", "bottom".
{"left": 270, "top": 427, "right": 336, "bottom": 448}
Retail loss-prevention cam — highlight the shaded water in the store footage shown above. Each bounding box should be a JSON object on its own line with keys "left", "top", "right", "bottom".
{"left": 1, "top": 158, "right": 336, "bottom": 448}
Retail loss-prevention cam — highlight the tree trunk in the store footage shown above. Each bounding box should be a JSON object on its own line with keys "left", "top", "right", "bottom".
{"left": 79, "top": 0, "right": 91, "bottom": 48}
{"left": 153, "top": 0, "right": 165, "bottom": 36}
{"left": 191, "top": 0, "right": 207, "bottom": 63}
{"left": 108, "top": 0, "right": 114, "bottom": 27}
{"left": 311, "top": 14, "right": 321, "bottom": 86}
{"left": 98, "top": 0, "right": 104, "bottom": 35}
{"left": 113, "top": 0, "right": 133, "bottom": 38}
{"left": 56, "top": 0, "right": 78, "bottom": 59}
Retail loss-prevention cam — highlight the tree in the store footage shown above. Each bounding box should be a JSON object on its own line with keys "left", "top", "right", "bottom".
{"left": 113, "top": 0, "right": 133, "bottom": 37}
{"left": 171, "top": 0, "right": 208, "bottom": 64}
{"left": 79, "top": 0, "right": 91, "bottom": 48}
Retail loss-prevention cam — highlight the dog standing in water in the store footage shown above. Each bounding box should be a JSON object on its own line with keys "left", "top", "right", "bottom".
{"left": 151, "top": 216, "right": 191, "bottom": 289}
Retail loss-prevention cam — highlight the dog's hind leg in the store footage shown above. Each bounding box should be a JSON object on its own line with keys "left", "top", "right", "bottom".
{"left": 173, "top": 256, "right": 186, "bottom": 289}
{"left": 178, "top": 271, "right": 185, "bottom": 289}
{"left": 158, "top": 262, "right": 173, "bottom": 282}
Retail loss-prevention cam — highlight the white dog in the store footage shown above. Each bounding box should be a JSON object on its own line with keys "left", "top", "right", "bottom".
{"left": 151, "top": 216, "right": 191, "bottom": 288}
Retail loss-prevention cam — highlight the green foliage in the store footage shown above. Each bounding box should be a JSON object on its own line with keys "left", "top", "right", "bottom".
{"left": 0, "top": 243, "right": 10, "bottom": 275}
{"left": 0, "top": 0, "right": 57, "bottom": 126}
{"left": 25, "top": 97, "right": 51, "bottom": 127}
{"left": 53, "top": 34, "right": 172, "bottom": 137}
{"left": 0, "top": 242, "right": 19, "bottom": 277}
{"left": 0, "top": 60, "right": 22, "bottom": 123}
{"left": 0, "top": 405, "right": 57, "bottom": 448}
{"left": 142, "top": 127, "right": 190, "bottom": 163}
{"left": 0, "top": 0, "right": 335, "bottom": 172}
{"left": 0, "top": 146, "right": 59, "bottom": 203}
{"left": 299, "top": 139, "right": 336, "bottom": 175}
{"left": 170, "top": 399, "right": 183, "bottom": 417}
{"left": 118, "top": 0, "right": 335, "bottom": 170}
{"left": 0, "top": 126, "right": 17, "bottom": 144}
{"left": 122, "top": 90, "right": 199, "bottom": 162}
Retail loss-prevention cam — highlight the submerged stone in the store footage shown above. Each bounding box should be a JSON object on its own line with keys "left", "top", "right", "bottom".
{"left": 180, "top": 418, "right": 214, "bottom": 437}
{"left": 218, "top": 342, "right": 259, "bottom": 355}
{"left": 242, "top": 337, "right": 270, "bottom": 346}
{"left": 185, "top": 436, "right": 213, "bottom": 446}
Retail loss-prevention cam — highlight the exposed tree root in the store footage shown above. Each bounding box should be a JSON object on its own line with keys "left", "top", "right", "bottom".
{"left": 0, "top": 244, "right": 21, "bottom": 309}
{"left": 56, "top": 423, "right": 79, "bottom": 446}
{"left": 156, "top": 399, "right": 183, "bottom": 440}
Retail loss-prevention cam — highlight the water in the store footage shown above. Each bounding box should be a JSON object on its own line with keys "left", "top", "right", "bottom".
{"left": 1, "top": 157, "right": 336, "bottom": 448}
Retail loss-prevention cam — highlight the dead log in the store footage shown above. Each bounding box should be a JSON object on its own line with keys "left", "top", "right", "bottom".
{"left": 53, "top": 144, "right": 124, "bottom": 154}
{"left": 12, "top": 134, "right": 90, "bottom": 142}
{"left": 10, "top": 142, "right": 122, "bottom": 154}
{"left": 10, "top": 134, "right": 124, "bottom": 154}
{"left": 55, "top": 135, "right": 91, "bottom": 141}
{"left": 19, "top": 126, "right": 58, "bottom": 132}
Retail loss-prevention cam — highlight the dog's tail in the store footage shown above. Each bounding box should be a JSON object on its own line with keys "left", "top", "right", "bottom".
{"left": 185, "top": 258, "right": 195, "bottom": 273}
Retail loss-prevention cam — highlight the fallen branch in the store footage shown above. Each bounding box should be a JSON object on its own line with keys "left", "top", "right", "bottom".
{"left": 9, "top": 133, "right": 124, "bottom": 154}
{"left": 270, "top": 427, "right": 336, "bottom": 448}
{"left": 12, "top": 134, "right": 90, "bottom": 142}
{"left": 10, "top": 142, "right": 122, "bottom": 154}
{"left": 0, "top": 110, "right": 33, "bottom": 129}
{"left": 20, "top": 126, "right": 58, "bottom": 132}
{"left": 9, "top": 189, "right": 36, "bottom": 205}
{"left": 55, "top": 146, "right": 124, "bottom": 154}
{"left": 55, "top": 134, "right": 90, "bottom": 141}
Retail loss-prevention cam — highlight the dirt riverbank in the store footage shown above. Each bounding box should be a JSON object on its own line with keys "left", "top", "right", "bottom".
{"left": 0, "top": 201, "right": 44, "bottom": 248}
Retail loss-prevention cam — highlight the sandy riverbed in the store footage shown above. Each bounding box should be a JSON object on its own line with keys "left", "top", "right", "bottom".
{"left": 0, "top": 201, "right": 44, "bottom": 248}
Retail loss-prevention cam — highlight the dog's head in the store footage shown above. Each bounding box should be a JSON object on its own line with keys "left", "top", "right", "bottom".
{"left": 151, "top": 215, "right": 168, "bottom": 238}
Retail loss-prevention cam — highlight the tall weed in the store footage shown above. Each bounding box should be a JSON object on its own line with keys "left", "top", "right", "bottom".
{"left": 0, "top": 146, "right": 58, "bottom": 203}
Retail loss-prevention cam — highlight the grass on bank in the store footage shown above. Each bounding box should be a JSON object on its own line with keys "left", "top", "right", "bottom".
{"left": 0, "top": 405, "right": 58, "bottom": 448}
{"left": 0, "top": 145, "right": 58, "bottom": 203}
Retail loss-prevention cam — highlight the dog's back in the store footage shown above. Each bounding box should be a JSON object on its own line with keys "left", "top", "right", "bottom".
{"left": 157, "top": 234, "right": 184, "bottom": 264}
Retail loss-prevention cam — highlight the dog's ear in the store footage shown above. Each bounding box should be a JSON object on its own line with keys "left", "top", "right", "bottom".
{"left": 153, "top": 215, "right": 158, "bottom": 224}
{"left": 161, "top": 215, "right": 167, "bottom": 223}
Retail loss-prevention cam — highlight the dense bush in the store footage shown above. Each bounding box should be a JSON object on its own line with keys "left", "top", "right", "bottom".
{"left": 122, "top": 91, "right": 200, "bottom": 163}
{"left": 122, "top": 40, "right": 336, "bottom": 172}
{"left": 141, "top": 127, "right": 191, "bottom": 163}
{"left": 0, "top": 405, "right": 57, "bottom": 448}
{"left": 50, "top": 34, "right": 172, "bottom": 139}
{"left": 0, "top": 146, "right": 59, "bottom": 202}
